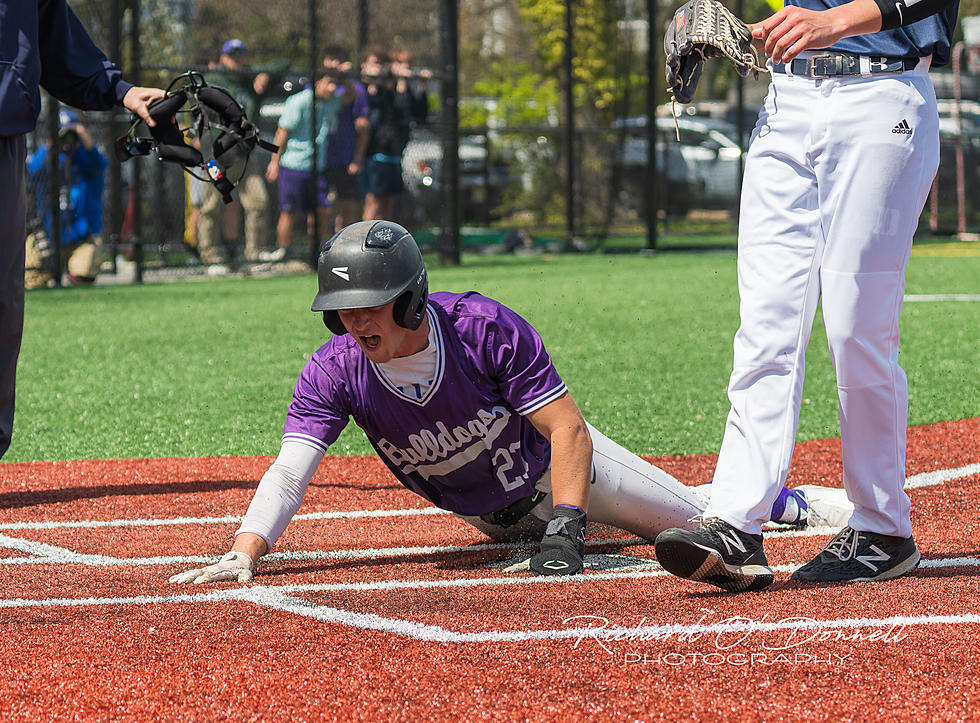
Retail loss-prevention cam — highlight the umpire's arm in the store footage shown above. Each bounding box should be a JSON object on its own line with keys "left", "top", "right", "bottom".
{"left": 525, "top": 393, "right": 593, "bottom": 511}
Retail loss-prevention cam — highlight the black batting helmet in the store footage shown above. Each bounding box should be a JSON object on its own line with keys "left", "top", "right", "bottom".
{"left": 312, "top": 220, "right": 429, "bottom": 335}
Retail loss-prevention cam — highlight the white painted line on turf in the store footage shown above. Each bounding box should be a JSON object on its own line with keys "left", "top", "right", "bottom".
{"left": 0, "top": 526, "right": 848, "bottom": 567}
{"left": 903, "top": 294, "right": 980, "bottom": 302}
{"left": 0, "top": 537, "right": 639, "bottom": 566}
{"left": 0, "top": 506, "right": 448, "bottom": 531}
{"left": 5, "top": 585, "right": 980, "bottom": 643}
{"left": 1, "top": 553, "right": 976, "bottom": 602}
{"left": 1, "top": 460, "right": 973, "bottom": 534}
{"left": 905, "top": 463, "right": 980, "bottom": 489}
{"left": 0, "top": 588, "right": 250, "bottom": 609}
{"left": 243, "top": 594, "right": 980, "bottom": 643}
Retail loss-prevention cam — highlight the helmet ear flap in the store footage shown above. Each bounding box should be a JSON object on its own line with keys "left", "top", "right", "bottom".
{"left": 323, "top": 310, "right": 347, "bottom": 335}
{"left": 391, "top": 276, "right": 429, "bottom": 330}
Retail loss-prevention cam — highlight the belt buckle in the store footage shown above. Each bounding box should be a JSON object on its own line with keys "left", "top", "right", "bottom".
{"left": 807, "top": 53, "right": 838, "bottom": 79}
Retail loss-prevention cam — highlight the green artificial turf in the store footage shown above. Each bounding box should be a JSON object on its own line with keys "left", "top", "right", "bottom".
{"left": 8, "top": 249, "right": 978, "bottom": 462}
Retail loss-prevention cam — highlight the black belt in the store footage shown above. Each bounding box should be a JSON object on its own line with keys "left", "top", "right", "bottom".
{"left": 772, "top": 53, "right": 918, "bottom": 79}
{"left": 481, "top": 490, "right": 548, "bottom": 528}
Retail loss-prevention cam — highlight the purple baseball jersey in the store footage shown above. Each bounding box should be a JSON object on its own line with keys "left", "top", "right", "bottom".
{"left": 283, "top": 291, "right": 567, "bottom": 515}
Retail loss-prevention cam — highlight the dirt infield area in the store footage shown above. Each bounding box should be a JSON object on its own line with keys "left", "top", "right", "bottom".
{"left": 1, "top": 418, "right": 978, "bottom": 721}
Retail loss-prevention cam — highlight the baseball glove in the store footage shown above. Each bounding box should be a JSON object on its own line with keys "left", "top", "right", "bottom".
{"left": 664, "top": 0, "right": 763, "bottom": 105}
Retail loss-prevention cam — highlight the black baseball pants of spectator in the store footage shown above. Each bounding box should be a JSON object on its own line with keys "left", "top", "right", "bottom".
{"left": 0, "top": 135, "right": 27, "bottom": 459}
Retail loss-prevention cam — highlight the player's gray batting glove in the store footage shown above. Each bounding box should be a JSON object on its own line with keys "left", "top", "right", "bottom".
{"left": 529, "top": 506, "right": 586, "bottom": 576}
{"left": 168, "top": 551, "right": 254, "bottom": 584}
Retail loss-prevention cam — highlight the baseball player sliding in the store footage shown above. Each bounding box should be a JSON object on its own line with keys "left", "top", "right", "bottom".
{"left": 172, "top": 221, "right": 850, "bottom": 584}
{"left": 655, "top": 0, "right": 959, "bottom": 591}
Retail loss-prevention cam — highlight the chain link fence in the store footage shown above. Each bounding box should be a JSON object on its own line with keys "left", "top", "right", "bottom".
{"left": 24, "top": 1, "right": 980, "bottom": 287}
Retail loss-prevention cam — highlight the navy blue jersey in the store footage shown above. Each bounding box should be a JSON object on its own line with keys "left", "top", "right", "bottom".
{"left": 0, "top": 0, "right": 132, "bottom": 135}
{"left": 785, "top": 0, "right": 958, "bottom": 66}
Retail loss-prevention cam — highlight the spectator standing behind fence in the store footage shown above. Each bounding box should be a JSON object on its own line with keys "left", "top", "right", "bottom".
{"left": 360, "top": 47, "right": 429, "bottom": 221}
{"left": 0, "top": 0, "right": 163, "bottom": 460}
{"left": 196, "top": 39, "right": 272, "bottom": 272}
{"left": 25, "top": 109, "right": 107, "bottom": 288}
{"left": 263, "top": 70, "right": 348, "bottom": 263}
{"left": 322, "top": 45, "right": 370, "bottom": 232}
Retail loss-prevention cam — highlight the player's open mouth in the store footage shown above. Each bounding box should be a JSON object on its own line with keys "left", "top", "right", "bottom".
{"left": 361, "top": 335, "right": 381, "bottom": 350}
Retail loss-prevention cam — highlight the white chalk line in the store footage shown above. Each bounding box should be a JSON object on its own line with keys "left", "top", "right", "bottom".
{"left": 1, "top": 553, "right": 976, "bottom": 606}
{"left": 0, "top": 506, "right": 448, "bottom": 531}
{"left": 0, "top": 526, "right": 857, "bottom": 568}
{"left": 1, "top": 461, "right": 974, "bottom": 534}
{"left": 903, "top": 294, "right": 980, "bottom": 302}
{"left": 0, "top": 461, "right": 978, "bottom": 640}
{"left": 0, "top": 460, "right": 975, "bottom": 568}
{"left": 905, "top": 462, "right": 980, "bottom": 489}
{"left": 2, "top": 582, "right": 979, "bottom": 643}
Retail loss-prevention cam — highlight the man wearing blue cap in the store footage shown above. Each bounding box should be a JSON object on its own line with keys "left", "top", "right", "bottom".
{"left": 196, "top": 39, "right": 272, "bottom": 269}
{"left": 0, "top": 0, "right": 164, "bottom": 459}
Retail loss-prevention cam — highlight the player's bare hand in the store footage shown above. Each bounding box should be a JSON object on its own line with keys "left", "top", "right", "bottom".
{"left": 752, "top": 5, "right": 847, "bottom": 63}
{"left": 169, "top": 551, "right": 254, "bottom": 584}
{"left": 122, "top": 86, "right": 166, "bottom": 127}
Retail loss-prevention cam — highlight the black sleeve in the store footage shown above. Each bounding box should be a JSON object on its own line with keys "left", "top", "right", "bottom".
{"left": 873, "top": 0, "right": 957, "bottom": 31}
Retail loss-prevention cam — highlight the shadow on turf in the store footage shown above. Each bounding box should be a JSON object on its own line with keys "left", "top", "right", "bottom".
{"left": 259, "top": 547, "right": 534, "bottom": 579}
{"left": 0, "top": 479, "right": 255, "bottom": 510}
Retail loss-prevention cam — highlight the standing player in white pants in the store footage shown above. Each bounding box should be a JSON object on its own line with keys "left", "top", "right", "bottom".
{"left": 655, "top": 0, "right": 959, "bottom": 591}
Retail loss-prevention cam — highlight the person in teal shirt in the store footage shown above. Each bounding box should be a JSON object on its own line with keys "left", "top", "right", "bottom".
{"left": 263, "top": 69, "right": 349, "bottom": 263}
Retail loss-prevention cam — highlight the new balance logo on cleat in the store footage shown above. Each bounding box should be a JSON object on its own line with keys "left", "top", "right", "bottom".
{"left": 892, "top": 119, "right": 912, "bottom": 135}
{"left": 655, "top": 517, "right": 774, "bottom": 593}
{"left": 716, "top": 529, "right": 747, "bottom": 556}
{"left": 855, "top": 544, "right": 891, "bottom": 571}
{"left": 792, "top": 527, "right": 921, "bottom": 583}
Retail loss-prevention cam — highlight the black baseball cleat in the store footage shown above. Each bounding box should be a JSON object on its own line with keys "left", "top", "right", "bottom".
{"left": 791, "top": 527, "right": 920, "bottom": 583}
{"left": 654, "top": 517, "right": 774, "bottom": 592}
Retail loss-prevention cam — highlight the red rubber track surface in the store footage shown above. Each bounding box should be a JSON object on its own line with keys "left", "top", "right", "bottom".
{"left": 1, "top": 418, "right": 978, "bottom": 722}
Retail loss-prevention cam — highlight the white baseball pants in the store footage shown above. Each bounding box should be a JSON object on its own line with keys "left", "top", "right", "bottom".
{"left": 462, "top": 422, "right": 704, "bottom": 541}
{"left": 706, "top": 58, "right": 939, "bottom": 537}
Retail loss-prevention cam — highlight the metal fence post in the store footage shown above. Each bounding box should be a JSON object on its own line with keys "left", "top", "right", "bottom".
{"left": 46, "top": 103, "right": 63, "bottom": 286}
{"left": 564, "top": 0, "right": 576, "bottom": 247}
{"left": 308, "top": 0, "right": 321, "bottom": 267}
{"left": 107, "top": 0, "right": 123, "bottom": 276}
{"left": 439, "top": 0, "right": 461, "bottom": 265}
{"left": 646, "top": 0, "right": 658, "bottom": 250}
{"left": 129, "top": 0, "right": 144, "bottom": 284}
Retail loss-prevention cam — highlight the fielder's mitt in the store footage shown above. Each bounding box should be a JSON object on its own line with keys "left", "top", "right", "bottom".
{"left": 664, "top": 0, "right": 763, "bottom": 105}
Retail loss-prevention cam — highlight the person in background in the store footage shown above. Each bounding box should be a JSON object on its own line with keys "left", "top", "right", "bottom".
{"left": 196, "top": 38, "right": 271, "bottom": 271}
{"left": 360, "top": 47, "right": 429, "bottom": 222}
{"left": 263, "top": 69, "right": 349, "bottom": 263}
{"left": 322, "top": 45, "right": 370, "bottom": 232}
{"left": 25, "top": 109, "right": 108, "bottom": 287}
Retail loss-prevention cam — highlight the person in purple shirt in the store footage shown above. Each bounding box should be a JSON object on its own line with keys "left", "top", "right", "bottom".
{"left": 0, "top": 0, "right": 164, "bottom": 459}
{"left": 171, "top": 221, "right": 852, "bottom": 585}
{"left": 322, "top": 45, "right": 370, "bottom": 231}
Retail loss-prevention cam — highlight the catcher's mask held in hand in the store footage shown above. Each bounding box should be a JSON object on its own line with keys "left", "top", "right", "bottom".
{"left": 115, "top": 71, "right": 278, "bottom": 204}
